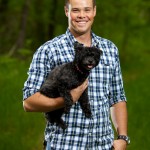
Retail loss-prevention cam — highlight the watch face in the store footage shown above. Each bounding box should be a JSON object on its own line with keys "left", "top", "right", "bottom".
{"left": 126, "top": 137, "right": 130, "bottom": 144}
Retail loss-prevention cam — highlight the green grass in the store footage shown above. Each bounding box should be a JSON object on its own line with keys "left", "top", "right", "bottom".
{"left": 122, "top": 52, "right": 150, "bottom": 150}
{"left": 126, "top": 74, "right": 150, "bottom": 150}
{"left": 0, "top": 53, "right": 149, "bottom": 150}
{"left": 0, "top": 56, "right": 45, "bottom": 150}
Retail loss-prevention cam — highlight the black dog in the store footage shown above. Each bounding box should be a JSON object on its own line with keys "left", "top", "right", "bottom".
{"left": 39, "top": 42, "right": 102, "bottom": 129}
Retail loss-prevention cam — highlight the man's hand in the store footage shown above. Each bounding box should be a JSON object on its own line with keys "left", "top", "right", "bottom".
{"left": 70, "top": 79, "right": 88, "bottom": 103}
{"left": 113, "top": 139, "right": 127, "bottom": 150}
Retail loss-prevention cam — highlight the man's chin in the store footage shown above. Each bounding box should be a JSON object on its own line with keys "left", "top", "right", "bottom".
{"left": 75, "top": 28, "right": 89, "bottom": 35}
{"left": 70, "top": 27, "right": 90, "bottom": 36}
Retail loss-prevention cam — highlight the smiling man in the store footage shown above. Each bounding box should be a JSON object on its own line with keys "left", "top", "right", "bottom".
{"left": 23, "top": 0, "right": 129, "bottom": 149}
{"left": 65, "top": 0, "right": 96, "bottom": 40}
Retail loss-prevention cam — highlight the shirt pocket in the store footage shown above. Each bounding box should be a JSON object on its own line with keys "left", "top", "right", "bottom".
{"left": 98, "top": 60, "right": 113, "bottom": 84}
{"left": 89, "top": 60, "right": 113, "bottom": 98}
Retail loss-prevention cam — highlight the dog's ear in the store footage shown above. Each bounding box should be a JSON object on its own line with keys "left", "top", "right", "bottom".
{"left": 99, "top": 49, "right": 103, "bottom": 56}
{"left": 74, "top": 41, "right": 83, "bottom": 50}
{"left": 93, "top": 47, "right": 103, "bottom": 55}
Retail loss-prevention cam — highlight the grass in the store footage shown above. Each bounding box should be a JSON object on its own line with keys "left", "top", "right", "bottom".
{"left": 122, "top": 52, "right": 150, "bottom": 150}
{"left": 0, "top": 52, "right": 149, "bottom": 150}
{"left": 0, "top": 56, "right": 45, "bottom": 150}
{"left": 126, "top": 73, "right": 150, "bottom": 150}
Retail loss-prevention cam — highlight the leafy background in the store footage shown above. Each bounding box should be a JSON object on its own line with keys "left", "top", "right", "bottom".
{"left": 0, "top": 0, "right": 149, "bottom": 149}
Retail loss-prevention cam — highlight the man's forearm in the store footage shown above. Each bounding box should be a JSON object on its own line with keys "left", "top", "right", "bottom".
{"left": 23, "top": 92, "right": 65, "bottom": 112}
{"left": 23, "top": 79, "right": 88, "bottom": 112}
{"left": 110, "top": 101, "right": 128, "bottom": 135}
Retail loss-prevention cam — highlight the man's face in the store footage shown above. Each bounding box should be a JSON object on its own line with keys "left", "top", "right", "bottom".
{"left": 65, "top": 0, "right": 96, "bottom": 36}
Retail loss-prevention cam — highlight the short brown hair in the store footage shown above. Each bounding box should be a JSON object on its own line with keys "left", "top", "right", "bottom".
{"left": 65, "top": 0, "right": 96, "bottom": 7}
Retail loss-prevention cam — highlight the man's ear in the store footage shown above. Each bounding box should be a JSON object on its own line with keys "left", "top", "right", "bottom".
{"left": 94, "top": 6, "right": 96, "bottom": 17}
{"left": 64, "top": 6, "right": 68, "bottom": 17}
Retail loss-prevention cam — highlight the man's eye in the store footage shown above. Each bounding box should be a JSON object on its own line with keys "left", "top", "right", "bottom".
{"left": 72, "top": 9, "right": 79, "bottom": 12}
{"left": 85, "top": 9, "right": 91, "bottom": 12}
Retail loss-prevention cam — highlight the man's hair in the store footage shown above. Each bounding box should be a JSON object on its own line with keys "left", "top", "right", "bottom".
{"left": 65, "top": 0, "right": 96, "bottom": 7}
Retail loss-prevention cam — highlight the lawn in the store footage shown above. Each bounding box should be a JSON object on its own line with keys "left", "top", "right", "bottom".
{"left": 0, "top": 56, "right": 45, "bottom": 150}
{"left": 122, "top": 50, "right": 150, "bottom": 150}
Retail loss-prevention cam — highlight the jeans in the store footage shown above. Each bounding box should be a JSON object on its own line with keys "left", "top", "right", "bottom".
{"left": 46, "top": 141, "right": 51, "bottom": 150}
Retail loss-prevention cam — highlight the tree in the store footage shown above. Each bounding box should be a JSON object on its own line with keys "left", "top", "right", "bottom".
{"left": 8, "top": 0, "right": 30, "bottom": 56}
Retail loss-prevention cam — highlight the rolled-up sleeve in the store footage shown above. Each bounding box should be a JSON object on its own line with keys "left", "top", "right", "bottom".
{"left": 23, "top": 45, "right": 53, "bottom": 100}
{"left": 109, "top": 51, "right": 127, "bottom": 107}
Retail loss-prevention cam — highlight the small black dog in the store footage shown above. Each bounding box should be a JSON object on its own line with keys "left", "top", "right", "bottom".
{"left": 40, "top": 42, "right": 102, "bottom": 129}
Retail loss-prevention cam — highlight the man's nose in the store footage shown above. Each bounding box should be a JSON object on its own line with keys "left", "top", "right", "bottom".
{"left": 78, "top": 10, "right": 85, "bottom": 18}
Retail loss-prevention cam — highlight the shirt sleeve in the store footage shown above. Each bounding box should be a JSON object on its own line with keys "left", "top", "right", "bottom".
{"left": 109, "top": 47, "right": 127, "bottom": 107}
{"left": 23, "top": 45, "right": 54, "bottom": 100}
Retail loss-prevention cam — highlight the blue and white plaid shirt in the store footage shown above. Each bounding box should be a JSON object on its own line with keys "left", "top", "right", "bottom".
{"left": 23, "top": 29, "right": 126, "bottom": 150}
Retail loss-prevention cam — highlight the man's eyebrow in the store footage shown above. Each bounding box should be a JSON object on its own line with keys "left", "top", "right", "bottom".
{"left": 85, "top": 7, "right": 92, "bottom": 9}
{"left": 71, "top": 7, "right": 92, "bottom": 9}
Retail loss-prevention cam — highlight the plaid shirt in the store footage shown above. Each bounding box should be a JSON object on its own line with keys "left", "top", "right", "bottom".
{"left": 23, "top": 29, "right": 126, "bottom": 150}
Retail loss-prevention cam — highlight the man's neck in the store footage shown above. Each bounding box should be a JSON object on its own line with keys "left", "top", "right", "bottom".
{"left": 76, "top": 35, "right": 91, "bottom": 47}
{"left": 71, "top": 30, "right": 92, "bottom": 47}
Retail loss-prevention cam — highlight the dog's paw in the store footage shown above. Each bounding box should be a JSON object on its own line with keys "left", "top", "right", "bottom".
{"left": 64, "top": 104, "right": 72, "bottom": 114}
{"left": 58, "top": 123, "right": 68, "bottom": 130}
{"left": 57, "top": 119, "right": 68, "bottom": 130}
{"left": 62, "top": 124, "right": 68, "bottom": 130}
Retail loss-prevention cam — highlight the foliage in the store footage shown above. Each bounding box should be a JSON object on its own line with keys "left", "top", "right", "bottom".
{"left": 0, "top": 0, "right": 149, "bottom": 57}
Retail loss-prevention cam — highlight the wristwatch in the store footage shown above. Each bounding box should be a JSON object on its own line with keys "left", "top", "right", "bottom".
{"left": 117, "top": 135, "right": 130, "bottom": 145}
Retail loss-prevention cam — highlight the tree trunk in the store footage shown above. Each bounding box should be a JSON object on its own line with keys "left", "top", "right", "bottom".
{"left": 8, "top": 0, "right": 30, "bottom": 56}
{"left": 0, "top": 0, "right": 9, "bottom": 19}
{"left": 48, "top": 0, "right": 58, "bottom": 39}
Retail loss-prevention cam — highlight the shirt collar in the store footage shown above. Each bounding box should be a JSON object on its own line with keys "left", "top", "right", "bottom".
{"left": 66, "top": 29, "right": 77, "bottom": 48}
{"left": 91, "top": 32, "right": 100, "bottom": 48}
{"left": 91, "top": 32, "right": 104, "bottom": 53}
{"left": 65, "top": 28, "right": 101, "bottom": 50}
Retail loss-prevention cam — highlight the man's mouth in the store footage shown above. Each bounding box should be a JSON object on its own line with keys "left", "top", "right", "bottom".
{"left": 76, "top": 20, "right": 87, "bottom": 25}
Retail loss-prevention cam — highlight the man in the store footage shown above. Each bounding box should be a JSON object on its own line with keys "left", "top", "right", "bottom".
{"left": 23, "top": 0, "right": 129, "bottom": 149}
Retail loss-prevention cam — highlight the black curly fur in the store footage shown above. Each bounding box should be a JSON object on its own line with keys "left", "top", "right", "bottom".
{"left": 39, "top": 42, "right": 102, "bottom": 130}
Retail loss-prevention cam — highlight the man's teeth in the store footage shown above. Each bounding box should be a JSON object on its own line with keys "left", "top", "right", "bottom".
{"left": 77, "top": 21, "right": 86, "bottom": 23}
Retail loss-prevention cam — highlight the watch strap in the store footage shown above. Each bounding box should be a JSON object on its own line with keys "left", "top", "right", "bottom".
{"left": 117, "top": 135, "right": 130, "bottom": 145}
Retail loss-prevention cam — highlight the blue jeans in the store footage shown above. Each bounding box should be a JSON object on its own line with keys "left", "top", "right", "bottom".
{"left": 46, "top": 141, "right": 51, "bottom": 150}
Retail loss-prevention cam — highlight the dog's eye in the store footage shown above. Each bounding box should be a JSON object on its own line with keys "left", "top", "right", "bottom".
{"left": 90, "top": 53, "right": 95, "bottom": 57}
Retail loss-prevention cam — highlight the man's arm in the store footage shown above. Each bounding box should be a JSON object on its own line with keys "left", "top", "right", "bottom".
{"left": 111, "top": 101, "right": 128, "bottom": 149}
{"left": 23, "top": 79, "right": 88, "bottom": 112}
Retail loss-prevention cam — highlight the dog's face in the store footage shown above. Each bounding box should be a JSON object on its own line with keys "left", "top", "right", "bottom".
{"left": 74, "top": 42, "right": 102, "bottom": 71}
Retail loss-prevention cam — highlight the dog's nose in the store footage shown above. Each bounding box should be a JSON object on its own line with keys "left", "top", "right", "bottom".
{"left": 88, "top": 60, "right": 93, "bottom": 64}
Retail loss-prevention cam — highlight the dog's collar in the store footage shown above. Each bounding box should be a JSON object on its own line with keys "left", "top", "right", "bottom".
{"left": 75, "top": 64, "right": 84, "bottom": 74}
{"left": 75, "top": 64, "right": 89, "bottom": 74}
